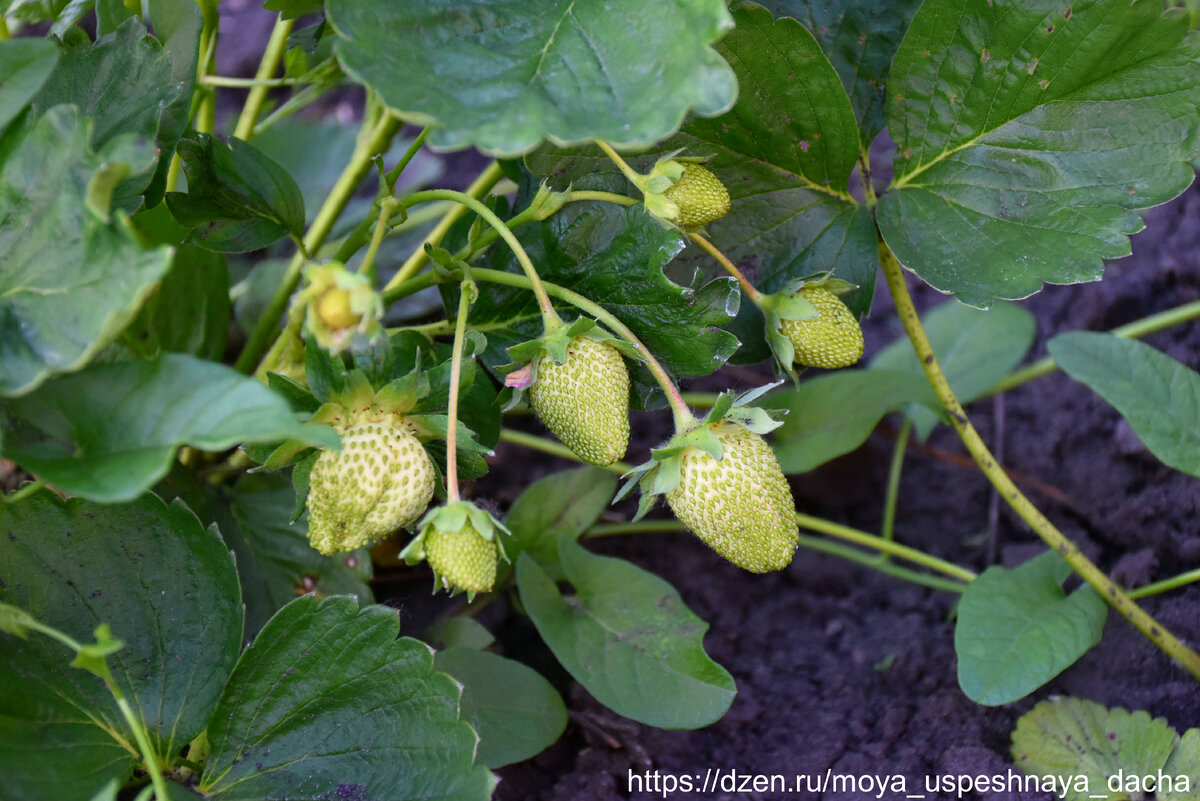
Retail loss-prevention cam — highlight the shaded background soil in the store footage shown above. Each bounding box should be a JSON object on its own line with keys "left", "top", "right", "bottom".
{"left": 211, "top": 4, "right": 1200, "bottom": 797}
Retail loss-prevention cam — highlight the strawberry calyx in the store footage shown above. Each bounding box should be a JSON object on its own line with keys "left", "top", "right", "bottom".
{"left": 759, "top": 274, "right": 859, "bottom": 381}
{"left": 399, "top": 500, "right": 511, "bottom": 598}
{"left": 614, "top": 383, "right": 787, "bottom": 519}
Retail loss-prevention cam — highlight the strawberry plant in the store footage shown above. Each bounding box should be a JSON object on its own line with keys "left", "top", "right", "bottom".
{"left": 4, "top": 0, "right": 1200, "bottom": 798}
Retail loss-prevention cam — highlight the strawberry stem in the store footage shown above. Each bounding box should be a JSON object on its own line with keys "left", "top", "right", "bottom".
{"left": 356, "top": 197, "right": 398, "bottom": 283}
{"left": 878, "top": 237, "right": 1200, "bottom": 681}
{"left": 595, "top": 139, "right": 646, "bottom": 187}
{"left": 687, "top": 232, "right": 765, "bottom": 305}
{"left": 879, "top": 416, "right": 912, "bottom": 554}
{"left": 381, "top": 162, "right": 504, "bottom": 294}
{"left": 445, "top": 281, "right": 474, "bottom": 503}
{"left": 232, "top": 14, "right": 294, "bottom": 142}
{"left": 398, "top": 189, "right": 565, "bottom": 332}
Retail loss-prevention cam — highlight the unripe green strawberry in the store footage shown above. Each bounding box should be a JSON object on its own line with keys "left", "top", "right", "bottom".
{"left": 663, "top": 163, "right": 731, "bottom": 228}
{"left": 306, "top": 415, "right": 436, "bottom": 555}
{"left": 778, "top": 286, "right": 864, "bottom": 369}
{"left": 665, "top": 425, "right": 798, "bottom": 573}
{"left": 528, "top": 335, "right": 630, "bottom": 466}
{"left": 424, "top": 521, "right": 498, "bottom": 595}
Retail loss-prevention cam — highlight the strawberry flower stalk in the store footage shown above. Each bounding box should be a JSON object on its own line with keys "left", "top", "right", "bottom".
{"left": 616, "top": 386, "right": 800, "bottom": 573}
{"left": 399, "top": 278, "right": 509, "bottom": 597}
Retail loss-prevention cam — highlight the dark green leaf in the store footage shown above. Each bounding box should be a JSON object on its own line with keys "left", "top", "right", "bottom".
{"left": 166, "top": 469, "right": 373, "bottom": 643}
{"left": 463, "top": 202, "right": 740, "bottom": 378}
{"left": 141, "top": 0, "right": 204, "bottom": 206}
{"left": 424, "top": 617, "right": 496, "bottom": 651}
{"left": 956, "top": 551, "right": 1107, "bottom": 706}
{"left": 870, "top": 300, "right": 1036, "bottom": 439}
{"left": 0, "top": 491, "right": 242, "bottom": 801}
{"left": 32, "top": 17, "right": 185, "bottom": 206}
{"left": 517, "top": 539, "right": 736, "bottom": 729}
{"left": 1012, "top": 697, "right": 1182, "bottom": 801}
{"left": 0, "top": 105, "right": 171, "bottom": 397}
{"left": 765, "top": 369, "right": 942, "bottom": 473}
{"left": 526, "top": 4, "right": 877, "bottom": 322}
{"left": 0, "top": 38, "right": 58, "bottom": 136}
{"left": 166, "top": 132, "right": 306, "bottom": 252}
{"left": 1, "top": 353, "right": 338, "bottom": 502}
{"left": 199, "top": 596, "right": 491, "bottom": 801}
{"left": 328, "top": 0, "right": 737, "bottom": 155}
{"left": 124, "top": 245, "right": 230, "bottom": 360}
{"left": 504, "top": 466, "right": 617, "bottom": 570}
{"left": 755, "top": 0, "right": 922, "bottom": 147}
{"left": 263, "top": 0, "right": 322, "bottom": 20}
{"left": 434, "top": 647, "right": 567, "bottom": 769}
{"left": 1050, "top": 332, "right": 1200, "bottom": 478}
{"left": 878, "top": 0, "right": 1200, "bottom": 308}
{"left": 94, "top": 0, "right": 134, "bottom": 35}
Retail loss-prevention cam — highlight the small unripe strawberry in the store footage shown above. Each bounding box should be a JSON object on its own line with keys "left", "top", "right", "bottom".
{"left": 665, "top": 425, "right": 798, "bottom": 573}
{"left": 424, "top": 521, "right": 498, "bottom": 595}
{"left": 528, "top": 335, "right": 630, "bottom": 466}
{"left": 306, "top": 415, "right": 436, "bottom": 555}
{"left": 663, "top": 163, "right": 730, "bottom": 228}
{"left": 778, "top": 286, "right": 864, "bottom": 369}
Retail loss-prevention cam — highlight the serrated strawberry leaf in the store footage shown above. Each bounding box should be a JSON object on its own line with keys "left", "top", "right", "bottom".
{"left": 878, "top": 0, "right": 1200, "bottom": 308}
{"left": 525, "top": 3, "right": 878, "bottom": 354}
{"left": 166, "top": 132, "right": 306, "bottom": 253}
{"left": 1011, "top": 697, "right": 1184, "bottom": 801}
{"left": 0, "top": 105, "right": 172, "bottom": 397}
{"left": 516, "top": 538, "right": 736, "bottom": 729}
{"left": 198, "top": 595, "right": 491, "bottom": 801}
{"left": 0, "top": 491, "right": 242, "bottom": 801}
{"left": 327, "top": 0, "right": 737, "bottom": 156}
{"left": 754, "top": 0, "right": 923, "bottom": 148}
{"left": 956, "top": 551, "right": 1107, "bottom": 706}
{"left": 0, "top": 353, "right": 338, "bottom": 503}
{"left": 0, "top": 38, "right": 58, "bottom": 136}
{"left": 455, "top": 201, "right": 740, "bottom": 380}
{"left": 433, "top": 647, "right": 567, "bottom": 769}
{"left": 31, "top": 17, "right": 190, "bottom": 208}
{"left": 1049, "top": 332, "right": 1200, "bottom": 479}
{"left": 124, "top": 245, "right": 230, "bottom": 361}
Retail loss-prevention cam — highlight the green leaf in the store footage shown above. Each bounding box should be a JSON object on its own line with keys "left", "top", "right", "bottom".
{"left": 0, "top": 105, "right": 171, "bottom": 397}
{"left": 424, "top": 617, "right": 496, "bottom": 651}
{"left": 1012, "top": 697, "right": 1184, "bottom": 801}
{"left": 199, "top": 595, "right": 491, "bottom": 801}
{"left": 124, "top": 245, "right": 230, "bottom": 360}
{"left": 870, "top": 300, "right": 1036, "bottom": 439}
{"left": 328, "top": 0, "right": 737, "bottom": 155}
{"left": 525, "top": 3, "right": 878, "bottom": 330}
{"left": 31, "top": 17, "right": 186, "bottom": 206}
{"left": 956, "top": 551, "right": 1107, "bottom": 706}
{"left": 517, "top": 539, "right": 736, "bottom": 729}
{"left": 1049, "top": 332, "right": 1200, "bottom": 479}
{"left": 0, "top": 491, "right": 242, "bottom": 801}
{"left": 764, "top": 369, "right": 942, "bottom": 473}
{"left": 0, "top": 38, "right": 58, "bottom": 136}
{"left": 263, "top": 0, "right": 322, "bottom": 20}
{"left": 878, "top": 0, "right": 1200, "bottom": 308}
{"left": 755, "top": 0, "right": 923, "bottom": 147}
{"left": 462, "top": 201, "right": 740, "bottom": 379}
{"left": 166, "top": 132, "right": 306, "bottom": 253}
{"left": 1162, "top": 728, "right": 1200, "bottom": 801}
{"left": 168, "top": 469, "right": 373, "bottom": 643}
{"left": 503, "top": 466, "right": 617, "bottom": 570}
{"left": 434, "top": 647, "right": 567, "bottom": 769}
{"left": 1, "top": 353, "right": 338, "bottom": 502}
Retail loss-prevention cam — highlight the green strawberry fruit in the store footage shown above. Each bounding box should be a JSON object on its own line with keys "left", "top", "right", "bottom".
{"left": 425, "top": 521, "right": 498, "bottom": 595}
{"left": 306, "top": 415, "right": 436, "bottom": 555}
{"left": 665, "top": 424, "right": 798, "bottom": 573}
{"left": 779, "top": 285, "right": 864, "bottom": 369}
{"left": 528, "top": 335, "right": 630, "bottom": 466}
{"left": 663, "top": 163, "right": 730, "bottom": 228}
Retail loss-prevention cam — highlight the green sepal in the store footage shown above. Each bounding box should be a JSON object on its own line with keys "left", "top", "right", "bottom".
{"left": 406, "top": 414, "right": 491, "bottom": 455}
{"left": 501, "top": 317, "right": 640, "bottom": 411}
